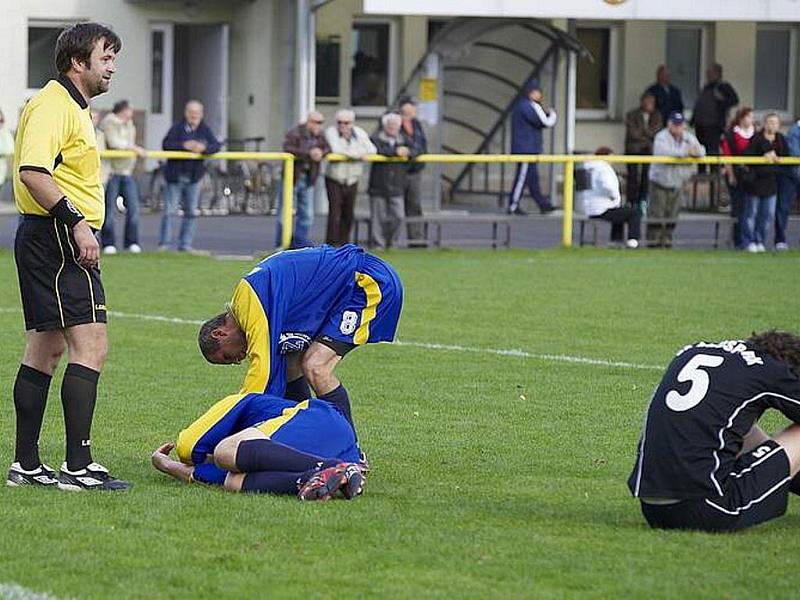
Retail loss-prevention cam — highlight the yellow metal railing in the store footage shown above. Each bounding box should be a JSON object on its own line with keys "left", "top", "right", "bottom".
{"left": 101, "top": 150, "right": 800, "bottom": 249}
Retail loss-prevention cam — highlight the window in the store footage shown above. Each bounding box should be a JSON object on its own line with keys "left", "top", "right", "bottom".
{"left": 351, "top": 23, "right": 391, "bottom": 107}
{"left": 427, "top": 19, "right": 449, "bottom": 46}
{"left": 576, "top": 26, "right": 617, "bottom": 119}
{"left": 151, "top": 30, "right": 164, "bottom": 114}
{"left": 666, "top": 25, "right": 706, "bottom": 109}
{"left": 316, "top": 35, "right": 341, "bottom": 99}
{"left": 755, "top": 26, "right": 795, "bottom": 114}
{"left": 28, "top": 26, "right": 63, "bottom": 89}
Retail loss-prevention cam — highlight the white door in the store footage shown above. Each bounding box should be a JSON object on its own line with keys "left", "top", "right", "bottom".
{"left": 146, "top": 23, "right": 174, "bottom": 169}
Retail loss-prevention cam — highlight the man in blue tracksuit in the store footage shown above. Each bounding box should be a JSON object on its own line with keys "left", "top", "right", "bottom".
{"left": 508, "top": 79, "right": 557, "bottom": 215}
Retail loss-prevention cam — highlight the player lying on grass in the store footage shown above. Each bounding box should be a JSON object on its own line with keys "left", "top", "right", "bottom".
{"left": 629, "top": 330, "right": 800, "bottom": 532}
{"left": 151, "top": 391, "right": 365, "bottom": 501}
{"left": 189, "top": 243, "right": 402, "bottom": 454}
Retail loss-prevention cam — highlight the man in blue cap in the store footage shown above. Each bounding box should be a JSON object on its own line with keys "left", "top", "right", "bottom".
{"left": 508, "top": 79, "right": 556, "bottom": 215}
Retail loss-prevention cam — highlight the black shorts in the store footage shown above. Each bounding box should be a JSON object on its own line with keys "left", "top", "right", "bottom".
{"left": 641, "top": 440, "right": 792, "bottom": 532}
{"left": 14, "top": 215, "right": 107, "bottom": 332}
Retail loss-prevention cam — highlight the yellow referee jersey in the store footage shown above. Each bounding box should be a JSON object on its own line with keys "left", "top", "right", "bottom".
{"left": 13, "top": 75, "right": 104, "bottom": 228}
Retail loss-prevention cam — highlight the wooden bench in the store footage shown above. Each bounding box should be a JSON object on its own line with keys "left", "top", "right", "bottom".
{"left": 577, "top": 212, "right": 735, "bottom": 248}
{"left": 353, "top": 213, "right": 516, "bottom": 249}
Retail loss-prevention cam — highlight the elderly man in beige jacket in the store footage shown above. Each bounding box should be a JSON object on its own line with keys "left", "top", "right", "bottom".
{"left": 100, "top": 100, "right": 146, "bottom": 254}
{"left": 323, "top": 109, "right": 376, "bottom": 246}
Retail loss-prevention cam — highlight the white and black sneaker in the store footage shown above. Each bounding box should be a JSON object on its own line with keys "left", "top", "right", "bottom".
{"left": 7, "top": 462, "right": 58, "bottom": 487}
{"left": 57, "top": 462, "right": 132, "bottom": 491}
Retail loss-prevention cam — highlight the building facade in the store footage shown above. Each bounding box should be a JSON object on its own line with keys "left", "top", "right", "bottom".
{"left": 1, "top": 0, "right": 798, "bottom": 207}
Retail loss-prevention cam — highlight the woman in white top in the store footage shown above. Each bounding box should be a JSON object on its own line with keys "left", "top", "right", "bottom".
{"left": 575, "top": 147, "right": 641, "bottom": 247}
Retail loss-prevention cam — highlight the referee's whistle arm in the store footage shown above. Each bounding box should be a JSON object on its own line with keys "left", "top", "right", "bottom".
{"left": 73, "top": 221, "right": 100, "bottom": 267}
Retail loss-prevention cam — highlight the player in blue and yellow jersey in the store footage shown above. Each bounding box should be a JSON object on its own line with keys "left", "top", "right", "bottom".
{"left": 185, "top": 244, "right": 402, "bottom": 469}
{"left": 152, "top": 391, "right": 366, "bottom": 501}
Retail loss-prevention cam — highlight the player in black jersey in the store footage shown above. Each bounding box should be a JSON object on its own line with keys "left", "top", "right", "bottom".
{"left": 628, "top": 331, "right": 800, "bottom": 532}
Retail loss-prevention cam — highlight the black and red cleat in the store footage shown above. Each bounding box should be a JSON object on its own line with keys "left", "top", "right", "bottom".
{"left": 297, "top": 465, "right": 347, "bottom": 502}
{"left": 340, "top": 463, "right": 365, "bottom": 500}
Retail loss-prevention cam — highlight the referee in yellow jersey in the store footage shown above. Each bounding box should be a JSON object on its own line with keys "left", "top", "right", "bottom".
{"left": 7, "top": 23, "right": 129, "bottom": 491}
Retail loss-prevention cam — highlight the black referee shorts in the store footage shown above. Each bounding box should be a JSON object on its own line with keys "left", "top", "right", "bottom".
{"left": 14, "top": 215, "right": 107, "bottom": 332}
{"left": 641, "top": 440, "right": 792, "bottom": 532}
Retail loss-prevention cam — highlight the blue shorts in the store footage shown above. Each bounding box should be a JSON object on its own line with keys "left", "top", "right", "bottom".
{"left": 318, "top": 253, "right": 403, "bottom": 349}
{"left": 255, "top": 398, "right": 360, "bottom": 463}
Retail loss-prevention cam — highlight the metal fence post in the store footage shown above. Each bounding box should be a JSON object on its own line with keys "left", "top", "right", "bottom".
{"left": 282, "top": 156, "right": 295, "bottom": 249}
{"left": 562, "top": 158, "right": 574, "bottom": 248}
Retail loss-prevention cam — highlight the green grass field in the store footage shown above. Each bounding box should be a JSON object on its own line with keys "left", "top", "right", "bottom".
{"left": 1, "top": 248, "right": 800, "bottom": 599}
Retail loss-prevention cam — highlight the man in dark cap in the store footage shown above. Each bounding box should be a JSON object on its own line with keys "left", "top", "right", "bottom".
{"left": 508, "top": 79, "right": 556, "bottom": 215}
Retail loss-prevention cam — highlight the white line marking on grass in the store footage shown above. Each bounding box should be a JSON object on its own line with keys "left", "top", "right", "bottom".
{"left": 0, "top": 583, "right": 64, "bottom": 600}
{"left": 0, "top": 307, "right": 662, "bottom": 371}
{"left": 392, "top": 340, "right": 662, "bottom": 370}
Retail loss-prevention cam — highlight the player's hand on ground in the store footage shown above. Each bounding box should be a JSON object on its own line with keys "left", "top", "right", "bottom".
{"left": 72, "top": 220, "right": 100, "bottom": 267}
{"left": 151, "top": 442, "right": 176, "bottom": 473}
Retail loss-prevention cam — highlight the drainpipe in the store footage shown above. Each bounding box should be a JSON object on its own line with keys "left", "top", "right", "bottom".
{"left": 565, "top": 19, "right": 577, "bottom": 155}
{"left": 295, "top": 0, "right": 315, "bottom": 122}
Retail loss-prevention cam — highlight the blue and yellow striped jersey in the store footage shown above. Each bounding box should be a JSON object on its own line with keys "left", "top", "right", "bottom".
{"left": 230, "top": 244, "right": 367, "bottom": 396}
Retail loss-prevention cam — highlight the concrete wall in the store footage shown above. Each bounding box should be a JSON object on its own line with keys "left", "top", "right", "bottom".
{"left": 228, "top": 0, "right": 295, "bottom": 147}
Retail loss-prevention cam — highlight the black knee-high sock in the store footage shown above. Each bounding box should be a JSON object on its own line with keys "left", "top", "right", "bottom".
{"left": 241, "top": 470, "right": 315, "bottom": 495}
{"left": 61, "top": 363, "right": 99, "bottom": 471}
{"left": 235, "top": 438, "right": 338, "bottom": 473}
{"left": 13, "top": 364, "right": 52, "bottom": 470}
{"left": 319, "top": 384, "right": 355, "bottom": 432}
{"left": 284, "top": 376, "right": 311, "bottom": 402}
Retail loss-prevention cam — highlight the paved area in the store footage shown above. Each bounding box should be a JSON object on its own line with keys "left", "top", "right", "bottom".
{"left": 0, "top": 204, "right": 741, "bottom": 256}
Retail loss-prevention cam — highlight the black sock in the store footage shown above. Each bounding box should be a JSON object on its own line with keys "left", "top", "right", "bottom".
{"left": 13, "top": 364, "right": 52, "bottom": 470}
{"left": 319, "top": 384, "right": 355, "bottom": 432}
{"left": 235, "top": 438, "right": 337, "bottom": 473}
{"left": 284, "top": 376, "right": 311, "bottom": 402}
{"left": 241, "top": 470, "right": 314, "bottom": 495}
{"left": 61, "top": 363, "right": 99, "bottom": 471}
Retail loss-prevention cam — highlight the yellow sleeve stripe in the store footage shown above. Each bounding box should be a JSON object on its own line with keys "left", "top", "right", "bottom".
{"left": 256, "top": 400, "right": 310, "bottom": 438}
{"left": 230, "top": 279, "right": 271, "bottom": 393}
{"left": 353, "top": 271, "right": 382, "bottom": 345}
{"left": 176, "top": 392, "right": 248, "bottom": 464}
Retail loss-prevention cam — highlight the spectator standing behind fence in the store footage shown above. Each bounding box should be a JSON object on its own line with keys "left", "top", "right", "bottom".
{"left": 645, "top": 65, "right": 684, "bottom": 127}
{"left": 721, "top": 107, "right": 755, "bottom": 249}
{"left": 399, "top": 98, "right": 428, "bottom": 247}
{"left": 323, "top": 109, "right": 375, "bottom": 246}
{"left": 368, "top": 113, "right": 411, "bottom": 249}
{"left": 776, "top": 118, "right": 800, "bottom": 251}
{"left": 508, "top": 79, "right": 556, "bottom": 215}
{"left": 0, "top": 109, "right": 14, "bottom": 204}
{"left": 741, "top": 113, "right": 788, "bottom": 253}
{"left": 647, "top": 112, "right": 705, "bottom": 247}
{"left": 575, "top": 147, "right": 641, "bottom": 248}
{"left": 691, "top": 64, "right": 739, "bottom": 173}
{"left": 624, "top": 92, "right": 662, "bottom": 212}
{"left": 100, "top": 100, "right": 145, "bottom": 254}
{"left": 277, "top": 110, "right": 330, "bottom": 248}
{"left": 160, "top": 100, "right": 220, "bottom": 252}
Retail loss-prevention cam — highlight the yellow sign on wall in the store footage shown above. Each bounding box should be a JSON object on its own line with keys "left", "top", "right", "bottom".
{"left": 419, "top": 78, "right": 438, "bottom": 102}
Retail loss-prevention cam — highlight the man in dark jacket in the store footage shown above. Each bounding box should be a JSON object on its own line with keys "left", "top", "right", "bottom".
{"left": 399, "top": 98, "right": 428, "bottom": 246}
{"left": 508, "top": 79, "right": 556, "bottom": 215}
{"left": 624, "top": 92, "right": 663, "bottom": 210}
{"left": 160, "top": 100, "right": 221, "bottom": 251}
{"left": 691, "top": 64, "right": 739, "bottom": 172}
{"left": 645, "top": 65, "right": 684, "bottom": 127}
{"left": 276, "top": 111, "right": 331, "bottom": 248}
{"left": 368, "top": 113, "right": 412, "bottom": 248}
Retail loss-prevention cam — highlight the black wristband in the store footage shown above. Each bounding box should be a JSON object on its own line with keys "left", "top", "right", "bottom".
{"left": 50, "top": 196, "right": 84, "bottom": 228}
